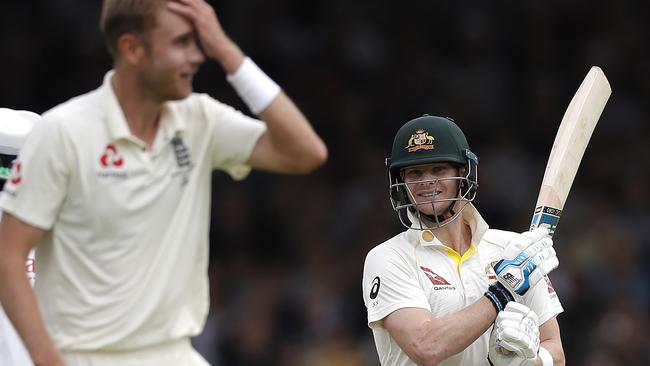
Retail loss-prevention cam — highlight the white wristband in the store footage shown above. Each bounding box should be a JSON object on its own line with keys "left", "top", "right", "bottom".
{"left": 538, "top": 346, "right": 553, "bottom": 366}
{"left": 226, "top": 57, "right": 281, "bottom": 115}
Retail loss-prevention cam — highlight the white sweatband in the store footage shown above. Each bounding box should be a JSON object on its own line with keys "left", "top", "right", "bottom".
{"left": 538, "top": 346, "right": 553, "bottom": 366}
{"left": 226, "top": 57, "right": 281, "bottom": 115}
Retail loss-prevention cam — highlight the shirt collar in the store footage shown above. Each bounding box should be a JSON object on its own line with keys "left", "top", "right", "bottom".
{"left": 406, "top": 203, "right": 489, "bottom": 247}
{"left": 100, "top": 71, "right": 187, "bottom": 144}
{"left": 158, "top": 101, "right": 187, "bottom": 141}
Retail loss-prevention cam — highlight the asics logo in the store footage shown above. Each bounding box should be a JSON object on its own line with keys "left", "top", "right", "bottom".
{"left": 370, "top": 276, "right": 381, "bottom": 299}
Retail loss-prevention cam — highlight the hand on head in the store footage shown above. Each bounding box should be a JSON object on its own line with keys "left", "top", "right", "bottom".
{"left": 166, "top": 0, "right": 238, "bottom": 63}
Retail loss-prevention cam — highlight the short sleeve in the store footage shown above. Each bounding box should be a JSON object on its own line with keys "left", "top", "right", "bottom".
{"left": 362, "top": 246, "right": 430, "bottom": 328}
{"left": 197, "top": 94, "right": 266, "bottom": 180}
{"left": 526, "top": 275, "right": 564, "bottom": 324}
{"left": 0, "top": 117, "right": 69, "bottom": 230}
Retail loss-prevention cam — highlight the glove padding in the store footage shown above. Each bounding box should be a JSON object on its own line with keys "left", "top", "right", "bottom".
{"left": 488, "top": 302, "right": 540, "bottom": 366}
{"left": 493, "top": 227, "right": 558, "bottom": 300}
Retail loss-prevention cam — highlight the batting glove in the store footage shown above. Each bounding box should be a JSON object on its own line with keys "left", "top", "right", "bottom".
{"left": 484, "top": 227, "right": 558, "bottom": 311}
{"left": 488, "top": 302, "right": 540, "bottom": 366}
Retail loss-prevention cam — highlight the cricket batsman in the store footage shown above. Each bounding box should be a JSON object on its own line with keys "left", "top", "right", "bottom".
{"left": 362, "top": 115, "right": 564, "bottom": 366}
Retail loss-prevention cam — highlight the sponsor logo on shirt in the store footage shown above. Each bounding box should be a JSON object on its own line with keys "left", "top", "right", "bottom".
{"left": 368, "top": 276, "right": 381, "bottom": 308}
{"left": 370, "top": 276, "right": 381, "bottom": 299}
{"left": 100, "top": 144, "right": 124, "bottom": 168}
{"left": 420, "top": 266, "right": 456, "bottom": 290}
{"left": 10, "top": 161, "right": 22, "bottom": 185}
{"left": 544, "top": 275, "right": 558, "bottom": 299}
{"left": 98, "top": 144, "right": 128, "bottom": 179}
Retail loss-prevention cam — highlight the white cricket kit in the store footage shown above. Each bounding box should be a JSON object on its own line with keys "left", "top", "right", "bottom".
{"left": 0, "top": 71, "right": 266, "bottom": 355}
{"left": 362, "top": 205, "right": 563, "bottom": 366}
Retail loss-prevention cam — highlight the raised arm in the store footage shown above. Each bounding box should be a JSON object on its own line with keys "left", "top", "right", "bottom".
{"left": 0, "top": 213, "right": 63, "bottom": 366}
{"left": 374, "top": 228, "right": 559, "bottom": 366}
{"left": 384, "top": 297, "right": 497, "bottom": 366}
{"left": 167, "top": 0, "right": 327, "bottom": 174}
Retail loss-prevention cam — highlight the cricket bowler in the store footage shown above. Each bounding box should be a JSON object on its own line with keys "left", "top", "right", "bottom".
{"left": 0, "top": 0, "right": 327, "bottom": 365}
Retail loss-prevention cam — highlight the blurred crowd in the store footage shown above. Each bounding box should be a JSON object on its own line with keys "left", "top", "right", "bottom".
{"left": 2, "top": 0, "right": 649, "bottom": 365}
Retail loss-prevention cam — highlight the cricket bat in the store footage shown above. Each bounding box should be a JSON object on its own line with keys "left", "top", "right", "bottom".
{"left": 529, "top": 66, "right": 612, "bottom": 236}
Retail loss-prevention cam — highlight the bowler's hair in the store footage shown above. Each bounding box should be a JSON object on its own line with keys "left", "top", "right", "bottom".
{"left": 100, "top": 0, "right": 168, "bottom": 58}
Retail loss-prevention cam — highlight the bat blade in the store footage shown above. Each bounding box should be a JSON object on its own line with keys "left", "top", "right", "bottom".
{"left": 530, "top": 66, "right": 612, "bottom": 235}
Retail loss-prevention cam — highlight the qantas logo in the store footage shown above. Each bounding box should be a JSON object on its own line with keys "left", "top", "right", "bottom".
{"left": 100, "top": 144, "right": 124, "bottom": 168}
{"left": 420, "top": 266, "right": 453, "bottom": 288}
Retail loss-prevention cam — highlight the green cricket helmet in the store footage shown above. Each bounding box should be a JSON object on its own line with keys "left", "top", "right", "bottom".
{"left": 385, "top": 115, "right": 478, "bottom": 229}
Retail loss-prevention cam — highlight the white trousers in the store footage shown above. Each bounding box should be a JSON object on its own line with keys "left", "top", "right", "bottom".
{"left": 62, "top": 338, "right": 209, "bottom": 366}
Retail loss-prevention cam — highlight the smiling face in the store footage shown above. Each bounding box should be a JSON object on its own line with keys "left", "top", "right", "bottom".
{"left": 401, "top": 162, "right": 462, "bottom": 217}
{"left": 136, "top": 6, "right": 205, "bottom": 101}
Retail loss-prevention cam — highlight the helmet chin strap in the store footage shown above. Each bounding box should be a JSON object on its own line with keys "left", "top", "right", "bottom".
{"left": 420, "top": 200, "right": 456, "bottom": 226}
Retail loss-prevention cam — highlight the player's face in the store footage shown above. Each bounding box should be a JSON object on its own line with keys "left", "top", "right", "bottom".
{"left": 402, "top": 162, "right": 461, "bottom": 216}
{"left": 137, "top": 7, "right": 205, "bottom": 101}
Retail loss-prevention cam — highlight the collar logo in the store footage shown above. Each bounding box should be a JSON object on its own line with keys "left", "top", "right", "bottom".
{"left": 486, "top": 262, "right": 497, "bottom": 281}
{"left": 406, "top": 129, "right": 435, "bottom": 152}
{"left": 100, "top": 144, "right": 124, "bottom": 168}
{"left": 420, "top": 266, "right": 451, "bottom": 286}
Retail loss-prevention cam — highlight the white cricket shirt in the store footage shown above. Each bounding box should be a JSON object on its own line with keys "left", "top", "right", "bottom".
{"left": 0, "top": 71, "right": 266, "bottom": 352}
{"left": 362, "top": 205, "right": 563, "bottom": 366}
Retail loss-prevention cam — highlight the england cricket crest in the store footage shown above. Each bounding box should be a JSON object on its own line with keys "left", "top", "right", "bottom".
{"left": 406, "top": 129, "right": 435, "bottom": 152}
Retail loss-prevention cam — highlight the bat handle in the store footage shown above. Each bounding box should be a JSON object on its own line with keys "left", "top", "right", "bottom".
{"left": 530, "top": 205, "right": 562, "bottom": 237}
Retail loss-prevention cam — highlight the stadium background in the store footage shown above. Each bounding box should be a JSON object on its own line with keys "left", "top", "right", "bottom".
{"left": 1, "top": 1, "right": 649, "bottom": 365}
